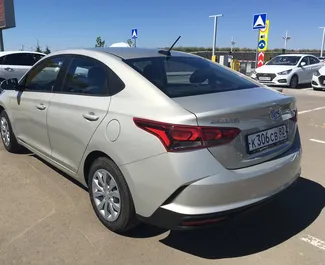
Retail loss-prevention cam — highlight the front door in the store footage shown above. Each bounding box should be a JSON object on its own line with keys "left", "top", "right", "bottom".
{"left": 9, "top": 56, "right": 69, "bottom": 155}
{"left": 47, "top": 55, "right": 112, "bottom": 173}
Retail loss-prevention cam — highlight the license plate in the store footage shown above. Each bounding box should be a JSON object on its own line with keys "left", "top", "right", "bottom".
{"left": 247, "top": 125, "right": 287, "bottom": 153}
{"left": 259, "top": 76, "right": 271, "bottom": 81}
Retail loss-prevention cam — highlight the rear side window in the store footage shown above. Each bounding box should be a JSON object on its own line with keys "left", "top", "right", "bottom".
{"left": 124, "top": 56, "right": 257, "bottom": 98}
{"left": 2, "top": 53, "right": 41, "bottom": 66}
{"left": 309, "top": 56, "right": 320, "bottom": 65}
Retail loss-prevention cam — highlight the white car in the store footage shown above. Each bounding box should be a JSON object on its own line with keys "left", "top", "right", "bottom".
{"left": 312, "top": 65, "right": 325, "bottom": 91}
{"left": 251, "top": 54, "right": 324, "bottom": 88}
{"left": 0, "top": 51, "right": 45, "bottom": 82}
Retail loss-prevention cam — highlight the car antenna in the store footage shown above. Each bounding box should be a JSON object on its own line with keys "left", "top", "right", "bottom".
{"left": 158, "top": 36, "right": 181, "bottom": 57}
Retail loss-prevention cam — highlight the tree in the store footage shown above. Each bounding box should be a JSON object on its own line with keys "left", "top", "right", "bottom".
{"left": 44, "top": 45, "right": 51, "bottom": 54}
{"left": 95, "top": 36, "right": 105, "bottom": 47}
{"left": 35, "top": 40, "right": 42, "bottom": 53}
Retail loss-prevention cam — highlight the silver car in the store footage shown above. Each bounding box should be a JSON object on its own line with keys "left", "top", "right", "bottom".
{"left": 0, "top": 48, "right": 301, "bottom": 233}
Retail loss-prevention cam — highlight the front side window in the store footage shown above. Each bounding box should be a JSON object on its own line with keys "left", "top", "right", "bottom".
{"left": 301, "top": 56, "right": 309, "bottom": 65}
{"left": 267, "top": 56, "right": 301, "bottom": 66}
{"left": 124, "top": 56, "right": 257, "bottom": 98}
{"left": 23, "top": 57, "right": 66, "bottom": 92}
{"left": 61, "top": 56, "right": 109, "bottom": 96}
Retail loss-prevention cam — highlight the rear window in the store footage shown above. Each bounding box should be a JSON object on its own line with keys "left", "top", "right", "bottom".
{"left": 124, "top": 56, "right": 257, "bottom": 98}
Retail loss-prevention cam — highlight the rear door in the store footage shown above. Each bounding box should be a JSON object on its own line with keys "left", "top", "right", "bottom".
{"left": 47, "top": 55, "right": 123, "bottom": 173}
{"left": 309, "top": 56, "right": 323, "bottom": 73}
{"left": 297, "top": 56, "right": 311, "bottom": 83}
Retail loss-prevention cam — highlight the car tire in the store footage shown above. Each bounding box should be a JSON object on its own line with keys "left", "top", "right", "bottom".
{"left": 0, "top": 110, "right": 23, "bottom": 153}
{"left": 88, "top": 157, "right": 138, "bottom": 234}
{"left": 313, "top": 87, "right": 323, "bottom": 91}
{"left": 289, "top": 75, "right": 299, "bottom": 88}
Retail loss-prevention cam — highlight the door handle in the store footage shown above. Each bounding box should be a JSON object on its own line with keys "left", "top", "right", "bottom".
{"left": 36, "top": 103, "right": 46, "bottom": 110}
{"left": 4, "top": 67, "right": 13, "bottom": 72}
{"left": 82, "top": 112, "right": 99, "bottom": 121}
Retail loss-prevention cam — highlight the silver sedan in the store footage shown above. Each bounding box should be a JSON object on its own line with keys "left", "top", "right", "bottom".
{"left": 0, "top": 47, "right": 301, "bottom": 233}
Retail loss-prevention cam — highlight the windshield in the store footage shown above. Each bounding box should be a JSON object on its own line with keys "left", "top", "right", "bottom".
{"left": 124, "top": 56, "right": 257, "bottom": 98}
{"left": 267, "top": 56, "right": 301, "bottom": 66}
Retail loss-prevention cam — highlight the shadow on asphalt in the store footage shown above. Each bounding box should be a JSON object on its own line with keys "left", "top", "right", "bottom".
{"left": 157, "top": 177, "right": 325, "bottom": 259}
{"left": 26, "top": 154, "right": 325, "bottom": 259}
{"left": 271, "top": 83, "right": 311, "bottom": 90}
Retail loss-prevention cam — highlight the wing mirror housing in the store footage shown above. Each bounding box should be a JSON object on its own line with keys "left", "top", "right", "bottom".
{"left": 0, "top": 78, "right": 19, "bottom": 91}
{"left": 300, "top": 62, "right": 307, "bottom": 67}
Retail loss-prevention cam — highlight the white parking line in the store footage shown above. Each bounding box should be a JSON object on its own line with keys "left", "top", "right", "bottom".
{"left": 298, "top": 106, "right": 325, "bottom": 115}
{"left": 301, "top": 235, "right": 325, "bottom": 251}
{"left": 310, "top": 139, "right": 325, "bottom": 144}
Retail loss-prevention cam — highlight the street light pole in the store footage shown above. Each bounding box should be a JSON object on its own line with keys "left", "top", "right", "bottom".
{"left": 209, "top": 14, "right": 223, "bottom": 62}
{"left": 282, "top": 31, "right": 291, "bottom": 50}
{"left": 230, "top": 37, "right": 236, "bottom": 53}
{"left": 320, "top": 27, "right": 325, "bottom": 57}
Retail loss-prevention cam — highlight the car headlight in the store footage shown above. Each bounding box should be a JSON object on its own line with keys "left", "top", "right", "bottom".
{"left": 278, "top": 69, "right": 292, "bottom": 75}
{"left": 314, "top": 70, "right": 321, "bottom": 77}
{"left": 252, "top": 70, "right": 257, "bottom": 75}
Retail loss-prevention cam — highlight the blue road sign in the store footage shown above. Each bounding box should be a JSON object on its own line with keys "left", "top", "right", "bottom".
{"left": 258, "top": 40, "right": 266, "bottom": 49}
{"left": 253, "top": 13, "right": 267, "bottom": 30}
{"left": 131, "top": 29, "right": 138, "bottom": 39}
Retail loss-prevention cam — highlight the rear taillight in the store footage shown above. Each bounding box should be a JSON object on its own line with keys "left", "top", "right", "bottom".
{"left": 290, "top": 108, "right": 298, "bottom": 122}
{"left": 133, "top": 118, "right": 241, "bottom": 152}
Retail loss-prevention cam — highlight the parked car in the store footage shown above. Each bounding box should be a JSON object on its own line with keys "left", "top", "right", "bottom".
{"left": 0, "top": 48, "right": 301, "bottom": 233}
{"left": 0, "top": 51, "right": 45, "bottom": 82}
{"left": 251, "top": 54, "right": 324, "bottom": 88}
{"left": 312, "top": 65, "right": 325, "bottom": 90}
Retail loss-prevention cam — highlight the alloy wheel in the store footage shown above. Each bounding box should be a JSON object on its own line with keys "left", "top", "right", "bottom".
{"left": 92, "top": 169, "right": 121, "bottom": 222}
{"left": 0, "top": 117, "right": 10, "bottom": 147}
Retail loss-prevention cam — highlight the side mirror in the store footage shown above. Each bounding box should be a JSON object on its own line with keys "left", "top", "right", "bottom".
{"left": 300, "top": 62, "right": 306, "bottom": 67}
{"left": 0, "top": 78, "right": 18, "bottom": 90}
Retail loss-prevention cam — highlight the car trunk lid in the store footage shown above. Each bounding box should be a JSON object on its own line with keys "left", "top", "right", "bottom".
{"left": 172, "top": 87, "right": 297, "bottom": 169}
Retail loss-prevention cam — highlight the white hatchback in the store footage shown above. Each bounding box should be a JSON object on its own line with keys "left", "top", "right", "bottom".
{"left": 251, "top": 54, "right": 324, "bottom": 88}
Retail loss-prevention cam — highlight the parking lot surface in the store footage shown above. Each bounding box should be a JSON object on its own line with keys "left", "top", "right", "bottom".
{"left": 0, "top": 86, "right": 324, "bottom": 265}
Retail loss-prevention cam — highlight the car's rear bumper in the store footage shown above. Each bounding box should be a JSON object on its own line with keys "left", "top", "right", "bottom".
{"left": 120, "top": 123, "right": 301, "bottom": 228}
{"left": 138, "top": 176, "right": 298, "bottom": 230}
{"left": 133, "top": 129, "right": 301, "bottom": 230}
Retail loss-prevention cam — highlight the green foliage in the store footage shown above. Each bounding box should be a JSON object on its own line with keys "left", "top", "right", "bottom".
{"left": 44, "top": 45, "right": 51, "bottom": 54}
{"left": 35, "top": 40, "right": 42, "bottom": 53}
{"left": 95, "top": 36, "right": 106, "bottom": 47}
{"left": 35, "top": 40, "right": 51, "bottom": 54}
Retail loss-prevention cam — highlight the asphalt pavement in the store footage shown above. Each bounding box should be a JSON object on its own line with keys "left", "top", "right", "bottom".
{"left": 0, "top": 86, "right": 324, "bottom": 265}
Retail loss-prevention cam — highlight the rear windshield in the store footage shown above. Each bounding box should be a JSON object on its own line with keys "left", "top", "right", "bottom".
{"left": 124, "top": 56, "right": 257, "bottom": 98}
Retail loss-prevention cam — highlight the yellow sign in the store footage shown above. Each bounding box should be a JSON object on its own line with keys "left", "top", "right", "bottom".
{"left": 258, "top": 20, "right": 270, "bottom": 52}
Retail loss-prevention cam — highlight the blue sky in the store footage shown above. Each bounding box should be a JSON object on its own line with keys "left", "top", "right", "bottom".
{"left": 3, "top": 0, "right": 325, "bottom": 51}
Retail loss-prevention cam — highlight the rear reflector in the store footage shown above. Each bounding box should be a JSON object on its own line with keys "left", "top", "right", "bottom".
{"left": 181, "top": 217, "right": 227, "bottom": 226}
{"left": 290, "top": 108, "right": 298, "bottom": 122}
{"left": 133, "top": 118, "right": 241, "bottom": 152}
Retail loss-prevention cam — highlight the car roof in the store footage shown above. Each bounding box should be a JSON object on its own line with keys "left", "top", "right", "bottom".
{"left": 277, "top": 53, "right": 315, "bottom": 57}
{"left": 0, "top": 51, "right": 45, "bottom": 56}
{"left": 50, "top": 47, "right": 194, "bottom": 60}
